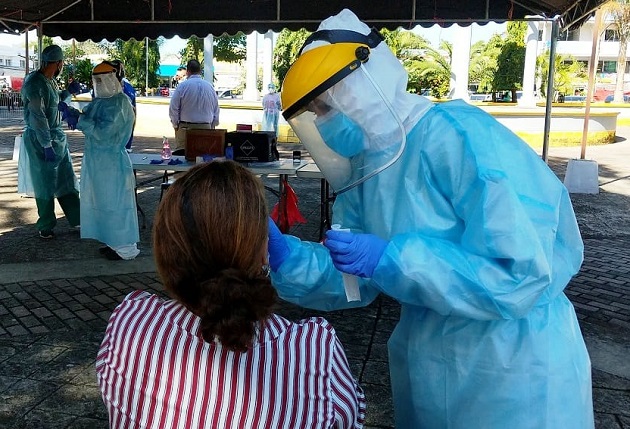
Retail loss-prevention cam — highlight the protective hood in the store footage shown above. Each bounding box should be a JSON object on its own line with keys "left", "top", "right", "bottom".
{"left": 301, "top": 8, "right": 434, "bottom": 136}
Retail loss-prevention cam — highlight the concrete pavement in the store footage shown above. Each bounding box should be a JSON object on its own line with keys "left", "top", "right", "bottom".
{"left": 0, "top": 106, "right": 629, "bottom": 428}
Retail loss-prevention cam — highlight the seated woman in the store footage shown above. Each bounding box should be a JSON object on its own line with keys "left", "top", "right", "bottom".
{"left": 96, "top": 160, "right": 366, "bottom": 429}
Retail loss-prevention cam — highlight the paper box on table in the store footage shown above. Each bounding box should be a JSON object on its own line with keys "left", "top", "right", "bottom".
{"left": 185, "top": 129, "right": 227, "bottom": 161}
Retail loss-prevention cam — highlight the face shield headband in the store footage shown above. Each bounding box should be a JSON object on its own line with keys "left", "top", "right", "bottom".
{"left": 298, "top": 28, "right": 384, "bottom": 56}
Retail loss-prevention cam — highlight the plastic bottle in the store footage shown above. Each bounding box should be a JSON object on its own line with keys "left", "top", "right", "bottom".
{"left": 225, "top": 143, "right": 234, "bottom": 160}
{"left": 161, "top": 136, "right": 172, "bottom": 161}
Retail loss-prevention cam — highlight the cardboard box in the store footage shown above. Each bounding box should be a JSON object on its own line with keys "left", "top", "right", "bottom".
{"left": 226, "top": 131, "right": 279, "bottom": 163}
{"left": 185, "top": 129, "right": 227, "bottom": 161}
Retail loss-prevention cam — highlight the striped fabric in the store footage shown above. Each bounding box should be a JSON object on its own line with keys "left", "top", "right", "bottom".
{"left": 96, "top": 291, "right": 366, "bottom": 429}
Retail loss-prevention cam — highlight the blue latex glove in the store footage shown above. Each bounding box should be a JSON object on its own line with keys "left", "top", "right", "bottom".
{"left": 268, "top": 217, "right": 290, "bottom": 271}
{"left": 59, "top": 102, "right": 80, "bottom": 130}
{"left": 58, "top": 101, "right": 69, "bottom": 118}
{"left": 324, "top": 230, "right": 388, "bottom": 278}
{"left": 59, "top": 90, "right": 71, "bottom": 103}
{"left": 66, "top": 110, "right": 80, "bottom": 130}
{"left": 43, "top": 146, "right": 56, "bottom": 162}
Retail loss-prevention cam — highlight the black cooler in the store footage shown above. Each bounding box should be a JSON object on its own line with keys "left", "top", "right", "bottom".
{"left": 225, "top": 131, "right": 279, "bottom": 163}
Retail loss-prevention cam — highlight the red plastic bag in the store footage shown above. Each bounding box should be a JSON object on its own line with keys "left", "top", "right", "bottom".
{"left": 270, "top": 178, "right": 306, "bottom": 233}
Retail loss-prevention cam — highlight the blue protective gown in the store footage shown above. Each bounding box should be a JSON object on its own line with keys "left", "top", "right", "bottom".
{"left": 261, "top": 92, "right": 281, "bottom": 136}
{"left": 271, "top": 100, "right": 593, "bottom": 428}
{"left": 76, "top": 92, "right": 138, "bottom": 247}
{"left": 21, "top": 71, "right": 79, "bottom": 200}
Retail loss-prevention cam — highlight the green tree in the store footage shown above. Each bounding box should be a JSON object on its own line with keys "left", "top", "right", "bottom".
{"left": 536, "top": 51, "right": 582, "bottom": 98}
{"left": 73, "top": 58, "right": 94, "bottom": 87}
{"left": 106, "top": 38, "right": 162, "bottom": 93}
{"left": 272, "top": 29, "right": 311, "bottom": 88}
{"left": 214, "top": 33, "right": 246, "bottom": 63}
{"left": 406, "top": 40, "right": 452, "bottom": 97}
{"left": 469, "top": 35, "right": 503, "bottom": 93}
{"left": 492, "top": 22, "right": 527, "bottom": 101}
{"left": 179, "top": 36, "right": 204, "bottom": 65}
{"left": 179, "top": 34, "right": 247, "bottom": 67}
{"left": 381, "top": 28, "right": 451, "bottom": 96}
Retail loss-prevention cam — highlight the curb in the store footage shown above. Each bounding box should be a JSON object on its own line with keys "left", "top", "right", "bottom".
{"left": 0, "top": 255, "right": 156, "bottom": 285}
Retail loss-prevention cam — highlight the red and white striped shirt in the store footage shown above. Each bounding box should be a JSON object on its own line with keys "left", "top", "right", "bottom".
{"left": 96, "top": 290, "right": 366, "bottom": 429}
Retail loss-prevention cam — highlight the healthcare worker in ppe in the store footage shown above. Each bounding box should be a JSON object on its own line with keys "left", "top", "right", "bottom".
{"left": 68, "top": 61, "right": 139, "bottom": 260}
{"left": 267, "top": 9, "right": 593, "bottom": 429}
{"left": 261, "top": 83, "right": 282, "bottom": 136}
{"left": 21, "top": 44, "right": 80, "bottom": 239}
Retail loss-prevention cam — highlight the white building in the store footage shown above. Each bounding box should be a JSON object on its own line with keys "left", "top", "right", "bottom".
{"left": 0, "top": 43, "right": 32, "bottom": 77}
{"left": 539, "top": 16, "right": 630, "bottom": 93}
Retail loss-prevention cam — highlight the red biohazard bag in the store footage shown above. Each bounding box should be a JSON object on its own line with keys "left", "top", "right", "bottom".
{"left": 270, "top": 178, "right": 306, "bottom": 233}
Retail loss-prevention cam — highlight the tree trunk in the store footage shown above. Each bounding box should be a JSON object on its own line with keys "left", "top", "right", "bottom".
{"left": 614, "top": 38, "right": 628, "bottom": 103}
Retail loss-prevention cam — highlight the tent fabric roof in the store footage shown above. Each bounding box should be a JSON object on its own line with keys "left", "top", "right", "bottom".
{"left": 1, "top": 0, "right": 608, "bottom": 42}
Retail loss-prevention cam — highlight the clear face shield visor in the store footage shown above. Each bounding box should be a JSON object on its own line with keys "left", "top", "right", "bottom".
{"left": 92, "top": 72, "right": 122, "bottom": 99}
{"left": 286, "top": 67, "right": 406, "bottom": 194}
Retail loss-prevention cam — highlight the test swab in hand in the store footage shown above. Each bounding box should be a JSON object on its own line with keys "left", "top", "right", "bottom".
{"left": 331, "top": 224, "right": 361, "bottom": 302}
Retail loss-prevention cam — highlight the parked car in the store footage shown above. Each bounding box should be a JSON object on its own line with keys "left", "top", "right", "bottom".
{"left": 605, "top": 94, "right": 630, "bottom": 103}
{"left": 159, "top": 86, "right": 170, "bottom": 97}
{"left": 216, "top": 89, "right": 236, "bottom": 99}
{"left": 563, "top": 95, "right": 587, "bottom": 102}
{"left": 469, "top": 93, "right": 492, "bottom": 101}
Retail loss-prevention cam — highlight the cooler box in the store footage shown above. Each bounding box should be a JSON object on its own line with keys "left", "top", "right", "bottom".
{"left": 185, "top": 129, "right": 227, "bottom": 161}
{"left": 226, "top": 131, "right": 279, "bottom": 163}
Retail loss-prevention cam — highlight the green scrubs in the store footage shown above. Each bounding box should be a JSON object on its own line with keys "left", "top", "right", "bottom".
{"left": 21, "top": 70, "right": 80, "bottom": 232}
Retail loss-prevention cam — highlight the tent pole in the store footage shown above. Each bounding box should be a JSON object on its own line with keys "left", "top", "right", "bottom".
{"left": 145, "top": 37, "right": 149, "bottom": 96}
{"left": 25, "top": 30, "right": 29, "bottom": 76}
{"left": 37, "top": 24, "right": 42, "bottom": 69}
{"left": 541, "top": 18, "right": 559, "bottom": 163}
{"left": 580, "top": 8, "right": 603, "bottom": 159}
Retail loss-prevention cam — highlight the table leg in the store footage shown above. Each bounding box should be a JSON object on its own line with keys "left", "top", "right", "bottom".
{"left": 133, "top": 169, "right": 147, "bottom": 229}
{"left": 278, "top": 174, "right": 289, "bottom": 233}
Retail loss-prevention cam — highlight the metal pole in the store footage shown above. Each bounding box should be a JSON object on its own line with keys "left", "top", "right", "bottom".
{"left": 580, "top": 9, "right": 603, "bottom": 160}
{"left": 145, "top": 37, "right": 149, "bottom": 96}
{"left": 541, "top": 19, "right": 559, "bottom": 163}
{"left": 25, "top": 31, "right": 29, "bottom": 75}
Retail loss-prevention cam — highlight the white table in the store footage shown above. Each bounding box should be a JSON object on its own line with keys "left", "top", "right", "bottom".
{"left": 129, "top": 153, "right": 309, "bottom": 232}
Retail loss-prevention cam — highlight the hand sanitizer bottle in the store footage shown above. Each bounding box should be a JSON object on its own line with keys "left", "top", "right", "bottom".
{"left": 161, "top": 136, "right": 172, "bottom": 161}
{"left": 225, "top": 143, "right": 234, "bottom": 160}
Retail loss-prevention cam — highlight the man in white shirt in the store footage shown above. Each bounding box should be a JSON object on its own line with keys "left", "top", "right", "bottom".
{"left": 168, "top": 59, "right": 220, "bottom": 152}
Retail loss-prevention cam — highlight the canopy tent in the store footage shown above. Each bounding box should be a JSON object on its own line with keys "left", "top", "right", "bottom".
{"left": 1, "top": 0, "right": 608, "bottom": 41}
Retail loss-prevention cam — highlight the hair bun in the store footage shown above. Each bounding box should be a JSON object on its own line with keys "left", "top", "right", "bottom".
{"left": 196, "top": 269, "right": 277, "bottom": 351}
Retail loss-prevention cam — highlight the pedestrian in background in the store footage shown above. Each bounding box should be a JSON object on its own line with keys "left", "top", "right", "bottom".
{"left": 261, "top": 82, "right": 282, "bottom": 137}
{"left": 168, "top": 59, "right": 219, "bottom": 154}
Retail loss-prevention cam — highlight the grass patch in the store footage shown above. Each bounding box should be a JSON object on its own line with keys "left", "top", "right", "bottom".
{"left": 516, "top": 130, "right": 615, "bottom": 148}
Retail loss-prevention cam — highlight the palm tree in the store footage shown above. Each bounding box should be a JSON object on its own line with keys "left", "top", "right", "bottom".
{"left": 604, "top": 0, "right": 630, "bottom": 103}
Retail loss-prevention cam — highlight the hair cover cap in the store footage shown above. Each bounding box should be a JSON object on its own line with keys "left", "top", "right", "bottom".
{"left": 41, "top": 45, "right": 64, "bottom": 63}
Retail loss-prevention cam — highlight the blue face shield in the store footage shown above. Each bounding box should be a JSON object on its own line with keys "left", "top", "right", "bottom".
{"left": 315, "top": 111, "right": 365, "bottom": 158}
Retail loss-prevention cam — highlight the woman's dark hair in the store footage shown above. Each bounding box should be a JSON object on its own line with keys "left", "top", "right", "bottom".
{"left": 153, "top": 161, "right": 277, "bottom": 352}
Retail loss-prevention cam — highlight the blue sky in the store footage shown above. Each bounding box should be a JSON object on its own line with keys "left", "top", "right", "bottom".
{"left": 413, "top": 22, "right": 506, "bottom": 46}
